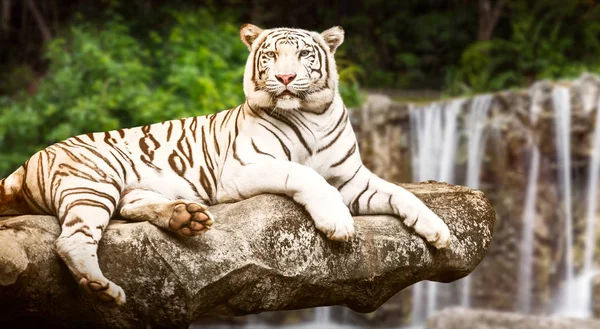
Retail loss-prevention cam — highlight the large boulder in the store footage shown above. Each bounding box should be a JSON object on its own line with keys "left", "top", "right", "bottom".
{"left": 0, "top": 181, "right": 495, "bottom": 329}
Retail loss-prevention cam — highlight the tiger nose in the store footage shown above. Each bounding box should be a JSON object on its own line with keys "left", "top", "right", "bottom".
{"left": 275, "top": 73, "right": 297, "bottom": 85}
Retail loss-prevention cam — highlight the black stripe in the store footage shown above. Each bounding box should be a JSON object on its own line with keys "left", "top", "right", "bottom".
{"left": 259, "top": 123, "right": 291, "bottom": 160}
{"left": 190, "top": 117, "right": 198, "bottom": 142}
{"left": 59, "top": 187, "right": 117, "bottom": 209}
{"left": 104, "top": 139, "right": 141, "bottom": 182}
{"left": 338, "top": 165, "right": 362, "bottom": 190}
{"left": 199, "top": 167, "right": 214, "bottom": 202}
{"left": 234, "top": 106, "right": 242, "bottom": 137}
{"left": 221, "top": 109, "right": 235, "bottom": 130}
{"left": 288, "top": 112, "right": 316, "bottom": 139}
{"left": 37, "top": 152, "right": 52, "bottom": 213}
{"left": 264, "top": 110, "right": 312, "bottom": 155}
{"left": 318, "top": 115, "right": 348, "bottom": 153}
{"left": 232, "top": 139, "right": 246, "bottom": 166}
{"left": 68, "top": 225, "right": 94, "bottom": 239}
{"left": 201, "top": 126, "right": 218, "bottom": 191}
{"left": 331, "top": 143, "right": 357, "bottom": 167}
{"left": 167, "top": 121, "right": 174, "bottom": 141}
{"left": 352, "top": 180, "right": 370, "bottom": 214}
{"left": 366, "top": 191, "right": 377, "bottom": 212}
{"left": 168, "top": 151, "right": 186, "bottom": 176}
{"left": 251, "top": 139, "right": 276, "bottom": 159}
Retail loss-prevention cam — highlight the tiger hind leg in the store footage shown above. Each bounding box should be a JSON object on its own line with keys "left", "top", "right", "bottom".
{"left": 0, "top": 166, "right": 33, "bottom": 216}
{"left": 55, "top": 198, "right": 125, "bottom": 305}
{"left": 117, "top": 189, "right": 214, "bottom": 236}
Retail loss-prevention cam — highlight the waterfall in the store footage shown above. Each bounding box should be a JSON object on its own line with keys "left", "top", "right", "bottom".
{"left": 314, "top": 307, "right": 331, "bottom": 324}
{"left": 550, "top": 87, "right": 575, "bottom": 314}
{"left": 516, "top": 142, "right": 540, "bottom": 313}
{"left": 554, "top": 92, "right": 600, "bottom": 318}
{"left": 409, "top": 98, "right": 465, "bottom": 324}
{"left": 409, "top": 102, "right": 439, "bottom": 325}
{"left": 515, "top": 89, "right": 544, "bottom": 314}
{"left": 461, "top": 94, "right": 494, "bottom": 308}
{"left": 584, "top": 97, "right": 600, "bottom": 273}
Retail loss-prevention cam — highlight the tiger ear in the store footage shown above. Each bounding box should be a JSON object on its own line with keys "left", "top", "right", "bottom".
{"left": 240, "top": 24, "right": 264, "bottom": 51}
{"left": 320, "top": 26, "right": 344, "bottom": 53}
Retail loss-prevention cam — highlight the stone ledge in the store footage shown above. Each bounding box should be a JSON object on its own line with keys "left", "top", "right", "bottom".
{"left": 0, "top": 181, "right": 495, "bottom": 329}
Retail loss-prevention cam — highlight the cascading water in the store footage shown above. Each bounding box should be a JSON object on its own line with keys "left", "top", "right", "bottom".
{"left": 516, "top": 142, "right": 540, "bottom": 313}
{"left": 554, "top": 90, "right": 600, "bottom": 318}
{"left": 409, "top": 102, "right": 441, "bottom": 325}
{"left": 584, "top": 98, "right": 600, "bottom": 274}
{"left": 551, "top": 86, "right": 576, "bottom": 316}
{"left": 461, "top": 94, "right": 494, "bottom": 308}
{"left": 314, "top": 307, "right": 331, "bottom": 324}
{"left": 516, "top": 89, "right": 543, "bottom": 314}
{"left": 409, "top": 98, "right": 465, "bottom": 324}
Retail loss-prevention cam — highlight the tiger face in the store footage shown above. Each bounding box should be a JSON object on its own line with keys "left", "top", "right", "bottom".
{"left": 240, "top": 24, "right": 344, "bottom": 113}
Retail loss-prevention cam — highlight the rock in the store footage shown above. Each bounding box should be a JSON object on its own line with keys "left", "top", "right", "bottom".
{"left": 0, "top": 182, "right": 495, "bottom": 329}
{"left": 594, "top": 274, "right": 600, "bottom": 318}
{"left": 351, "top": 95, "right": 412, "bottom": 183}
{"left": 349, "top": 74, "right": 600, "bottom": 318}
{"left": 427, "top": 307, "right": 600, "bottom": 329}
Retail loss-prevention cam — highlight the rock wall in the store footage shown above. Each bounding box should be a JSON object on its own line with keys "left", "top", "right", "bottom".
{"left": 347, "top": 73, "right": 600, "bottom": 325}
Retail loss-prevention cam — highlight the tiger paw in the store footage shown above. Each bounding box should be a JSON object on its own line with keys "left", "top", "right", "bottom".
{"left": 79, "top": 276, "right": 126, "bottom": 305}
{"left": 310, "top": 201, "right": 355, "bottom": 242}
{"left": 403, "top": 202, "right": 451, "bottom": 249}
{"left": 169, "top": 201, "right": 214, "bottom": 236}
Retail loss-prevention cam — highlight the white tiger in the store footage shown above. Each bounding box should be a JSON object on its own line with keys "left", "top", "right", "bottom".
{"left": 0, "top": 24, "right": 451, "bottom": 305}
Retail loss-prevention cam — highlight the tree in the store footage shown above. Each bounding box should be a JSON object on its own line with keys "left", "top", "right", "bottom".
{"left": 477, "top": 0, "right": 505, "bottom": 41}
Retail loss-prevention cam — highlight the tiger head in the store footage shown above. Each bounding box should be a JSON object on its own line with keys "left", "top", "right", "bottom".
{"left": 240, "top": 24, "right": 344, "bottom": 113}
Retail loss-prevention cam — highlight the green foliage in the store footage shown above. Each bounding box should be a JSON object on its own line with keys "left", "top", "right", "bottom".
{"left": 445, "top": 0, "right": 600, "bottom": 95}
{"left": 336, "top": 49, "right": 366, "bottom": 108}
{"left": 0, "top": 7, "right": 363, "bottom": 177}
{"left": 337, "top": 2, "right": 475, "bottom": 89}
{"left": 0, "top": 9, "right": 248, "bottom": 176}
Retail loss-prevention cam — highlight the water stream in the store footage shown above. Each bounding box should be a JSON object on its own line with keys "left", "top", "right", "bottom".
{"left": 551, "top": 87, "right": 576, "bottom": 315}
{"left": 584, "top": 98, "right": 600, "bottom": 273}
{"left": 409, "top": 98, "right": 466, "bottom": 324}
{"left": 461, "top": 94, "right": 494, "bottom": 308}
{"left": 553, "top": 89, "right": 600, "bottom": 318}
{"left": 516, "top": 142, "right": 540, "bottom": 313}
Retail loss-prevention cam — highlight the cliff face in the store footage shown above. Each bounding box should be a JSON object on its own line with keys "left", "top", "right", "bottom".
{"left": 351, "top": 73, "right": 600, "bottom": 325}
{"left": 0, "top": 182, "right": 494, "bottom": 329}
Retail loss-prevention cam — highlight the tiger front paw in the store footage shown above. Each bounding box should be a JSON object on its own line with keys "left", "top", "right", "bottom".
{"left": 404, "top": 202, "right": 451, "bottom": 249}
{"left": 310, "top": 201, "right": 355, "bottom": 242}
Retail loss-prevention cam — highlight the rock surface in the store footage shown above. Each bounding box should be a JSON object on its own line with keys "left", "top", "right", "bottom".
{"left": 0, "top": 182, "right": 494, "bottom": 329}
{"left": 427, "top": 307, "right": 600, "bottom": 329}
{"left": 350, "top": 73, "right": 600, "bottom": 318}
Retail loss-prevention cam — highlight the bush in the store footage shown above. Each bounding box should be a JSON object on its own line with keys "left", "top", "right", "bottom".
{"left": 445, "top": 0, "right": 600, "bottom": 95}
{"left": 0, "top": 8, "right": 363, "bottom": 177}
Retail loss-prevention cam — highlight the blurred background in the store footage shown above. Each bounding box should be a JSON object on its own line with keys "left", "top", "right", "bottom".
{"left": 2, "top": 0, "right": 600, "bottom": 328}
